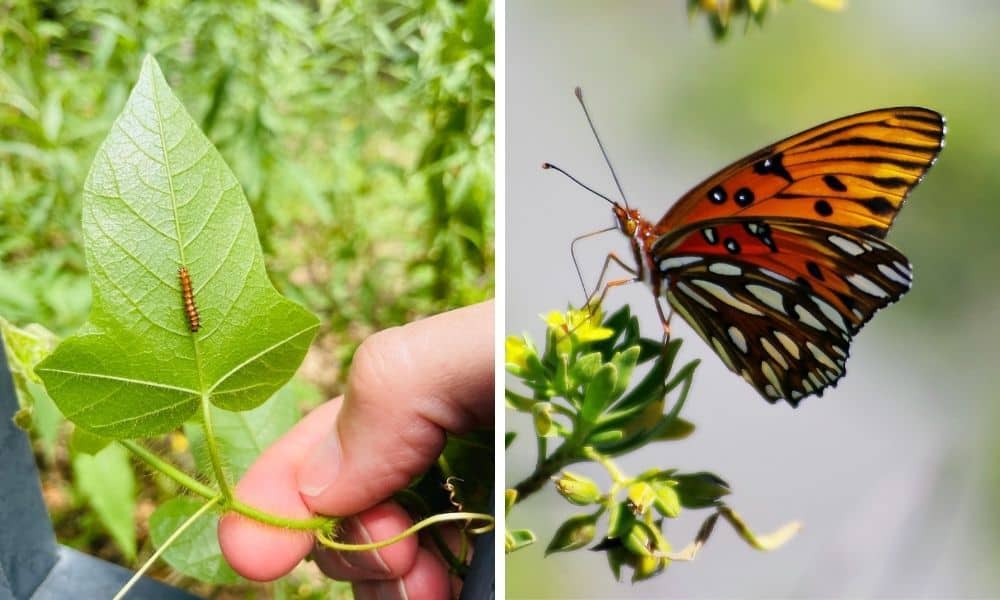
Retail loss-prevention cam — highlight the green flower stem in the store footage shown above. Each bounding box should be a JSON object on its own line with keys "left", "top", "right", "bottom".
{"left": 200, "top": 394, "right": 233, "bottom": 504}
{"left": 583, "top": 446, "right": 626, "bottom": 484}
{"left": 120, "top": 439, "right": 334, "bottom": 532}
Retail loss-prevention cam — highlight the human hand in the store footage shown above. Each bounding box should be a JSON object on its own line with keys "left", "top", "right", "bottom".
{"left": 218, "top": 300, "right": 494, "bottom": 599}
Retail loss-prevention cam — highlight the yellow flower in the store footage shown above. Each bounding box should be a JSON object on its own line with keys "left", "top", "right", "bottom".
{"left": 543, "top": 305, "right": 614, "bottom": 353}
{"left": 505, "top": 335, "right": 530, "bottom": 371}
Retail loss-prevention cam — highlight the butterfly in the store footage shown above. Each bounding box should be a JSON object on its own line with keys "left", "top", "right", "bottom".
{"left": 548, "top": 88, "right": 944, "bottom": 406}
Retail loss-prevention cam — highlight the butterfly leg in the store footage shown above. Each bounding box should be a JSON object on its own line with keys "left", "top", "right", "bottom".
{"left": 655, "top": 295, "right": 673, "bottom": 341}
{"left": 586, "top": 252, "right": 639, "bottom": 306}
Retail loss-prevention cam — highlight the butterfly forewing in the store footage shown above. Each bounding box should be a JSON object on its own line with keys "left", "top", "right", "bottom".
{"left": 654, "top": 108, "right": 945, "bottom": 239}
{"left": 657, "top": 219, "right": 912, "bottom": 405}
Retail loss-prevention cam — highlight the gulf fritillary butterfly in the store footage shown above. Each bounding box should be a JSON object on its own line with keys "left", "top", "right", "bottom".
{"left": 548, "top": 89, "right": 944, "bottom": 406}
{"left": 178, "top": 266, "right": 201, "bottom": 333}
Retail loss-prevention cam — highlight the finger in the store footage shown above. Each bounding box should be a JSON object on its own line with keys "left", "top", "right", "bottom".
{"left": 219, "top": 399, "right": 418, "bottom": 581}
{"left": 310, "top": 502, "right": 418, "bottom": 580}
{"left": 297, "top": 301, "right": 494, "bottom": 516}
{"left": 350, "top": 547, "right": 452, "bottom": 600}
{"left": 217, "top": 400, "right": 341, "bottom": 580}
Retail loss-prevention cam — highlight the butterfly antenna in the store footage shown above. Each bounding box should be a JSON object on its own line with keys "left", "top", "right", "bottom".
{"left": 575, "top": 87, "right": 629, "bottom": 209}
{"left": 542, "top": 162, "right": 616, "bottom": 207}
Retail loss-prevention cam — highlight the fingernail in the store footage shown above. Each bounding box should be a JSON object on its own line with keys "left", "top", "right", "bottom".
{"left": 298, "top": 431, "right": 342, "bottom": 497}
{"left": 353, "top": 579, "right": 408, "bottom": 600}
{"left": 339, "top": 517, "right": 392, "bottom": 575}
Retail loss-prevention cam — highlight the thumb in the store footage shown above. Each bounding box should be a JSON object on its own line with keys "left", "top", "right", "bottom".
{"left": 296, "top": 300, "right": 493, "bottom": 516}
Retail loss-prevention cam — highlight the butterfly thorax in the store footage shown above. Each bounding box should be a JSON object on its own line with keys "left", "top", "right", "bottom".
{"left": 613, "top": 205, "right": 662, "bottom": 291}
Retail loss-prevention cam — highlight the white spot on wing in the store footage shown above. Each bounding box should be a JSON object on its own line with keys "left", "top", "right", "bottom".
{"left": 846, "top": 274, "right": 889, "bottom": 298}
{"left": 829, "top": 234, "right": 865, "bottom": 256}
{"left": 709, "top": 262, "right": 742, "bottom": 276}
{"left": 712, "top": 337, "right": 738, "bottom": 372}
{"left": 761, "top": 361, "right": 783, "bottom": 396}
{"left": 727, "top": 326, "right": 748, "bottom": 354}
{"left": 759, "top": 268, "right": 794, "bottom": 285}
{"left": 878, "top": 263, "right": 910, "bottom": 286}
{"left": 760, "top": 338, "right": 788, "bottom": 369}
{"left": 807, "top": 341, "right": 839, "bottom": 371}
{"left": 693, "top": 280, "right": 765, "bottom": 316}
{"left": 812, "top": 296, "right": 848, "bottom": 332}
{"left": 660, "top": 256, "right": 702, "bottom": 271}
{"left": 746, "top": 284, "right": 786, "bottom": 314}
{"left": 773, "top": 330, "right": 800, "bottom": 359}
{"left": 764, "top": 384, "right": 779, "bottom": 398}
{"left": 794, "top": 304, "right": 826, "bottom": 331}
{"left": 675, "top": 282, "right": 717, "bottom": 311}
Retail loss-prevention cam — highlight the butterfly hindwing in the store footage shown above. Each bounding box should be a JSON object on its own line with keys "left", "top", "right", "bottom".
{"left": 657, "top": 219, "right": 911, "bottom": 405}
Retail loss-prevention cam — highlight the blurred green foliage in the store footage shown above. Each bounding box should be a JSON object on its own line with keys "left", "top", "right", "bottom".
{"left": 0, "top": 0, "right": 494, "bottom": 369}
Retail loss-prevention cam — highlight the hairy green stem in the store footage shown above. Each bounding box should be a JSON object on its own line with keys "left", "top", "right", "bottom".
{"left": 120, "top": 439, "right": 335, "bottom": 531}
{"left": 200, "top": 394, "right": 233, "bottom": 503}
{"left": 120, "top": 439, "right": 216, "bottom": 499}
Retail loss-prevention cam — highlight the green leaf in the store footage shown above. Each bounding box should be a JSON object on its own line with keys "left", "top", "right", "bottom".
{"left": 570, "top": 351, "right": 603, "bottom": 384}
{"left": 72, "top": 443, "right": 137, "bottom": 561}
{"left": 149, "top": 496, "right": 240, "bottom": 584}
{"left": 70, "top": 426, "right": 112, "bottom": 456}
{"left": 581, "top": 363, "right": 617, "bottom": 424}
{"left": 672, "top": 472, "right": 731, "bottom": 509}
{"left": 185, "top": 380, "right": 303, "bottom": 481}
{"left": 652, "top": 482, "right": 681, "bottom": 518}
{"left": 1, "top": 319, "right": 60, "bottom": 442}
{"left": 505, "top": 529, "right": 536, "bottom": 553}
{"left": 36, "top": 56, "right": 319, "bottom": 439}
{"left": 655, "top": 417, "right": 695, "bottom": 441}
{"left": 546, "top": 513, "right": 598, "bottom": 555}
{"left": 609, "top": 346, "right": 640, "bottom": 400}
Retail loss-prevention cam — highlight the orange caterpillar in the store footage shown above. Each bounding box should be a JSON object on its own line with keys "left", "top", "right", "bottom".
{"left": 178, "top": 266, "right": 200, "bottom": 332}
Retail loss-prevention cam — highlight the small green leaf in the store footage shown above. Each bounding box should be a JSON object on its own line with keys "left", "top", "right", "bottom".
{"left": 570, "top": 351, "right": 603, "bottom": 383}
{"left": 607, "top": 500, "right": 635, "bottom": 539}
{"left": 149, "top": 496, "right": 240, "bottom": 584}
{"left": 652, "top": 482, "right": 681, "bottom": 518}
{"left": 609, "top": 346, "right": 640, "bottom": 400}
{"left": 72, "top": 443, "right": 136, "bottom": 561}
{"left": 36, "top": 56, "right": 318, "bottom": 439}
{"left": 505, "top": 488, "right": 518, "bottom": 514}
{"left": 673, "top": 472, "right": 731, "bottom": 509}
{"left": 505, "top": 529, "right": 536, "bottom": 553}
{"left": 545, "top": 513, "right": 598, "bottom": 554}
{"left": 581, "top": 363, "right": 617, "bottom": 424}
{"left": 505, "top": 431, "right": 516, "bottom": 448}
{"left": 655, "top": 417, "right": 695, "bottom": 441}
{"left": 622, "top": 519, "right": 657, "bottom": 558}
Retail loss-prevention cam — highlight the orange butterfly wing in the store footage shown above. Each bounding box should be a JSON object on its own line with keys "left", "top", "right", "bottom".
{"left": 646, "top": 108, "right": 944, "bottom": 405}
{"left": 655, "top": 108, "right": 944, "bottom": 237}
